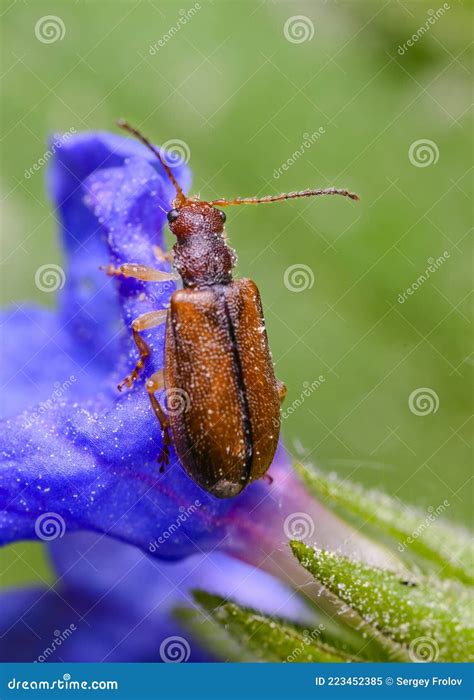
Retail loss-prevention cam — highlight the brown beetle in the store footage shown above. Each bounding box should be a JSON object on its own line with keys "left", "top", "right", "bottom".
{"left": 104, "top": 120, "right": 359, "bottom": 498}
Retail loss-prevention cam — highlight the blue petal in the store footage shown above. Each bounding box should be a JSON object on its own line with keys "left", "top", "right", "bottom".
{"left": 0, "top": 532, "right": 309, "bottom": 662}
{"left": 0, "top": 384, "right": 293, "bottom": 558}
{"left": 0, "top": 533, "right": 209, "bottom": 662}
{"left": 50, "top": 131, "right": 191, "bottom": 372}
{"left": 0, "top": 304, "right": 111, "bottom": 419}
{"left": 1, "top": 131, "right": 191, "bottom": 419}
{"left": 82, "top": 157, "right": 180, "bottom": 382}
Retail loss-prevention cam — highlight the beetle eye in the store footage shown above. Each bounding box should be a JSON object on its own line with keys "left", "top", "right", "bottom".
{"left": 218, "top": 209, "right": 226, "bottom": 223}
{"left": 167, "top": 209, "right": 179, "bottom": 223}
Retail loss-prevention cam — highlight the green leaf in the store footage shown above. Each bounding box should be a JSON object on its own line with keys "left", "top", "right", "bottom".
{"left": 175, "top": 606, "right": 254, "bottom": 662}
{"left": 291, "top": 541, "right": 474, "bottom": 663}
{"left": 295, "top": 463, "right": 473, "bottom": 584}
{"left": 187, "top": 590, "right": 356, "bottom": 662}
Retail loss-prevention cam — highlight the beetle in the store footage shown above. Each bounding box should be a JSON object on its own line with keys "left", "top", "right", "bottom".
{"left": 104, "top": 119, "right": 359, "bottom": 498}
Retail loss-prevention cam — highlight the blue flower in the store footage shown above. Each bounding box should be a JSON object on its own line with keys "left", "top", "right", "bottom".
{"left": 0, "top": 130, "right": 389, "bottom": 662}
{"left": 0, "top": 130, "right": 339, "bottom": 560}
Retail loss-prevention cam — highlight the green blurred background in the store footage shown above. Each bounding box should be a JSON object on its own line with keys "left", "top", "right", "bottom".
{"left": 1, "top": 1, "right": 472, "bottom": 587}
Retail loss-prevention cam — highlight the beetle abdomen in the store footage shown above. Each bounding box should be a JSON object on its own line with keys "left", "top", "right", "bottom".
{"left": 165, "top": 278, "right": 280, "bottom": 498}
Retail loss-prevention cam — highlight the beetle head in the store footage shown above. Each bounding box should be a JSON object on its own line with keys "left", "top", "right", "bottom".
{"left": 167, "top": 201, "right": 226, "bottom": 238}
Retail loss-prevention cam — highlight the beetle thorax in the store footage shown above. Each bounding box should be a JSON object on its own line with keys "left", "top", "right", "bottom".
{"left": 168, "top": 203, "right": 237, "bottom": 287}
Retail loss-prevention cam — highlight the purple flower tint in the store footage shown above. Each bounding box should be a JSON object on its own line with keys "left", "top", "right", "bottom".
{"left": 0, "top": 531, "right": 311, "bottom": 662}
{"left": 0, "top": 131, "right": 396, "bottom": 663}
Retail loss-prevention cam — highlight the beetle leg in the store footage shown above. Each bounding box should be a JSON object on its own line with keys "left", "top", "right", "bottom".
{"left": 146, "top": 370, "right": 172, "bottom": 472}
{"left": 131, "top": 309, "right": 168, "bottom": 331}
{"left": 118, "top": 330, "right": 151, "bottom": 392}
{"left": 101, "top": 263, "right": 178, "bottom": 283}
{"left": 153, "top": 245, "right": 174, "bottom": 264}
{"left": 277, "top": 379, "right": 287, "bottom": 404}
{"left": 118, "top": 311, "right": 167, "bottom": 391}
{"left": 146, "top": 369, "right": 165, "bottom": 393}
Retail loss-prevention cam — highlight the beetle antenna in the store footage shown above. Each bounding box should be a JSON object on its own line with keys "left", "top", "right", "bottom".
{"left": 117, "top": 119, "right": 187, "bottom": 205}
{"left": 208, "top": 187, "right": 359, "bottom": 207}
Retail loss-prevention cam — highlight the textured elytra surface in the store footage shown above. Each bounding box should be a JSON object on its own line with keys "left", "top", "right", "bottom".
{"left": 166, "top": 278, "right": 281, "bottom": 498}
